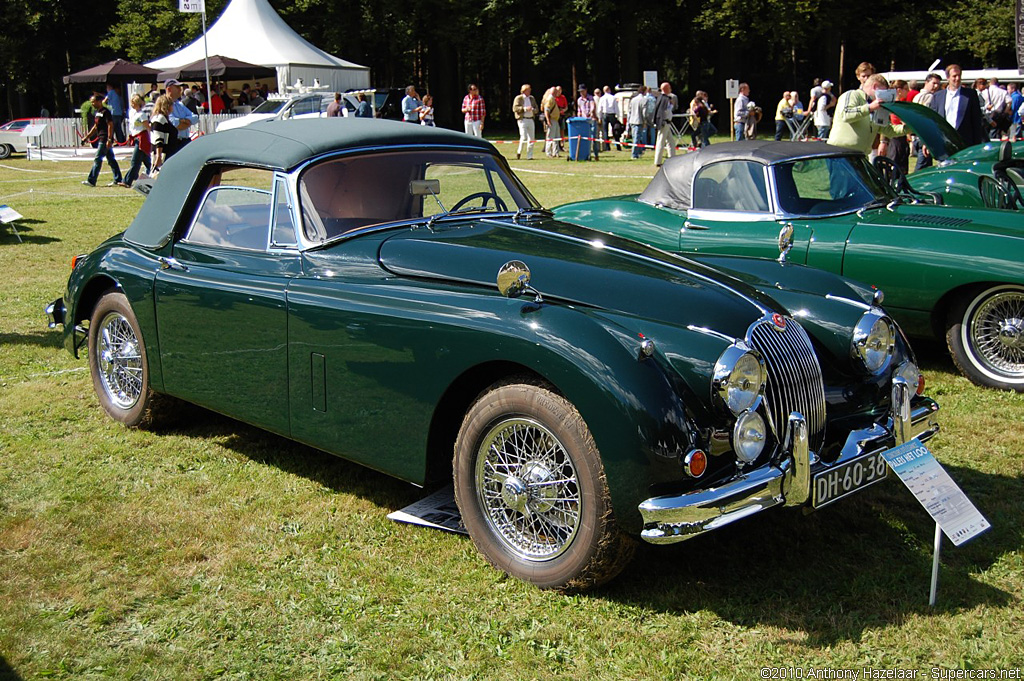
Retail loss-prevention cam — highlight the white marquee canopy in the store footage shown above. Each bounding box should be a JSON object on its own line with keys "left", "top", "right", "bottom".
{"left": 146, "top": 0, "right": 370, "bottom": 92}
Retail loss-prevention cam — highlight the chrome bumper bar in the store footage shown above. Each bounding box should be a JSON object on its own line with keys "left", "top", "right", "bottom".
{"left": 639, "top": 380, "right": 939, "bottom": 544}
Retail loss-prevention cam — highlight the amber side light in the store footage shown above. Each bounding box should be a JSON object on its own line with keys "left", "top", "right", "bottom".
{"left": 70, "top": 254, "right": 86, "bottom": 270}
{"left": 917, "top": 374, "right": 926, "bottom": 396}
{"left": 684, "top": 449, "right": 708, "bottom": 478}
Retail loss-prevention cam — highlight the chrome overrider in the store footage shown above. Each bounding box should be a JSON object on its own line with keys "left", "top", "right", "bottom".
{"left": 638, "top": 377, "right": 939, "bottom": 544}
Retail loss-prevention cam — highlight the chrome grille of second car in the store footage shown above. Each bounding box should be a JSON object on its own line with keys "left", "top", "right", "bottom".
{"left": 748, "top": 318, "right": 827, "bottom": 442}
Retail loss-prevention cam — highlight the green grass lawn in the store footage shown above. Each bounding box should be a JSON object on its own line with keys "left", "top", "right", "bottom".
{"left": 1, "top": 145, "right": 1022, "bottom": 680}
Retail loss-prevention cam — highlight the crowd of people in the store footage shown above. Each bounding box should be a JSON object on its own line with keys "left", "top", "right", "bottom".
{"left": 80, "top": 78, "right": 272, "bottom": 188}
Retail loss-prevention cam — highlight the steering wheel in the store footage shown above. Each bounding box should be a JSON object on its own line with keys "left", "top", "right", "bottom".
{"left": 872, "top": 156, "right": 909, "bottom": 193}
{"left": 993, "top": 169, "right": 1024, "bottom": 210}
{"left": 450, "top": 191, "right": 508, "bottom": 212}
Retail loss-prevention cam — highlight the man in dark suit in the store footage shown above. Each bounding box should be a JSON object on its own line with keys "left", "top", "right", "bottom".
{"left": 928, "top": 64, "right": 986, "bottom": 147}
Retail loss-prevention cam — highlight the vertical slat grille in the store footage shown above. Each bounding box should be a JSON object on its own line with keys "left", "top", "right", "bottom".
{"left": 749, "top": 319, "right": 827, "bottom": 441}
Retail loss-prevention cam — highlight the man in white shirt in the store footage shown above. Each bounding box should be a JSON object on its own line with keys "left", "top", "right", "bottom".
{"left": 984, "top": 78, "right": 1011, "bottom": 139}
{"left": 733, "top": 83, "right": 750, "bottom": 141}
{"left": 597, "top": 85, "right": 620, "bottom": 151}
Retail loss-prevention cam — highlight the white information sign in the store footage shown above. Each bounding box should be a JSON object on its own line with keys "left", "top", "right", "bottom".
{"left": 725, "top": 79, "right": 740, "bottom": 99}
{"left": 179, "top": 0, "right": 204, "bottom": 12}
{"left": 0, "top": 205, "right": 24, "bottom": 224}
{"left": 882, "top": 439, "right": 990, "bottom": 546}
{"left": 643, "top": 71, "right": 659, "bottom": 90}
{"left": 21, "top": 123, "right": 46, "bottom": 137}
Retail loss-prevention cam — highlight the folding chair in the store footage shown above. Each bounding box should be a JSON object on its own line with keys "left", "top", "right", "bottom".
{"left": 784, "top": 114, "right": 813, "bottom": 141}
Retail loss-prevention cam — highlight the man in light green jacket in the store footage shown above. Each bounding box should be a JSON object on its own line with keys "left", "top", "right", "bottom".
{"left": 827, "top": 74, "right": 904, "bottom": 155}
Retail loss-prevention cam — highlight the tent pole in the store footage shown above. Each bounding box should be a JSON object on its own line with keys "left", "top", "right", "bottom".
{"left": 202, "top": 6, "right": 212, "bottom": 134}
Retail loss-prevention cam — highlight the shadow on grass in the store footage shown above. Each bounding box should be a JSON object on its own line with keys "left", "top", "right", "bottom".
{"left": 0, "top": 654, "right": 23, "bottom": 681}
{"left": 156, "top": 403, "right": 1017, "bottom": 646}
{"left": 1, "top": 220, "right": 60, "bottom": 246}
{"left": 0, "top": 331, "right": 64, "bottom": 350}
{"left": 598, "top": 461, "right": 1019, "bottom": 646}
{"left": 161, "top": 404, "right": 417, "bottom": 510}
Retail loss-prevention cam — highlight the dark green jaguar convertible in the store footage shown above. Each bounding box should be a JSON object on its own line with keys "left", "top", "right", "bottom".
{"left": 555, "top": 140, "right": 1024, "bottom": 392}
{"left": 46, "top": 120, "right": 939, "bottom": 590}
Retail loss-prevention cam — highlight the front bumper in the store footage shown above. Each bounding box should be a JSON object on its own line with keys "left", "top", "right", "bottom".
{"left": 638, "top": 378, "right": 940, "bottom": 544}
{"left": 45, "top": 297, "right": 65, "bottom": 328}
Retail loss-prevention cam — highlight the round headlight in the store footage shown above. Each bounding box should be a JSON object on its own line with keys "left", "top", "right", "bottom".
{"left": 852, "top": 311, "right": 895, "bottom": 373}
{"left": 713, "top": 345, "right": 766, "bottom": 415}
{"left": 733, "top": 410, "right": 767, "bottom": 464}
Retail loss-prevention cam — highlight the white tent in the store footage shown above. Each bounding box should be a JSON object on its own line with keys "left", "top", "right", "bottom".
{"left": 146, "top": 0, "right": 370, "bottom": 92}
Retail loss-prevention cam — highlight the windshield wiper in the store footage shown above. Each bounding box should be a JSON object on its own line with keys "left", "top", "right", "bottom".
{"left": 856, "top": 197, "right": 891, "bottom": 218}
{"left": 512, "top": 207, "right": 553, "bottom": 223}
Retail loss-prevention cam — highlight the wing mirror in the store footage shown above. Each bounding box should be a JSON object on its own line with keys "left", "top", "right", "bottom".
{"left": 777, "top": 223, "right": 795, "bottom": 264}
{"left": 497, "top": 260, "right": 543, "bottom": 303}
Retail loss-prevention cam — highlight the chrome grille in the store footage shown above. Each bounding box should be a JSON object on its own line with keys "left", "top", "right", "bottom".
{"left": 748, "top": 318, "right": 827, "bottom": 442}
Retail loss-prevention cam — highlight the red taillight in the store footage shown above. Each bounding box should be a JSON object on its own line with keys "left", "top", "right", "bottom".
{"left": 684, "top": 449, "right": 707, "bottom": 478}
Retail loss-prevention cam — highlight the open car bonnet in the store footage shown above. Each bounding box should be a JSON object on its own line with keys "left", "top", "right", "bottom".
{"left": 882, "top": 101, "right": 966, "bottom": 161}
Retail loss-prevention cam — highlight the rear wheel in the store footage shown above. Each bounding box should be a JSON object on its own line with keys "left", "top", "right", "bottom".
{"left": 453, "top": 379, "right": 634, "bottom": 591}
{"left": 0, "top": 144, "right": 12, "bottom": 160}
{"left": 947, "top": 284, "right": 1024, "bottom": 391}
{"left": 88, "top": 290, "right": 167, "bottom": 427}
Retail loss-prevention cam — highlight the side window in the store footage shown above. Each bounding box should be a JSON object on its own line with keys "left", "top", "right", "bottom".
{"left": 185, "top": 186, "right": 272, "bottom": 250}
{"left": 692, "top": 161, "right": 769, "bottom": 212}
{"left": 271, "top": 178, "right": 297, "bottom": 247}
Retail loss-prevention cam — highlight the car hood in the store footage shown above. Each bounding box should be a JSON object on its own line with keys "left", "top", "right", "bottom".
{"left": 377, "top": 216, "right": 785, "bottom": 341}
{"left": 882, "top": 101, "right": 966, "bottom": 161}
{"left": 875, "top": 202, "right": 1024, "bottom": 238}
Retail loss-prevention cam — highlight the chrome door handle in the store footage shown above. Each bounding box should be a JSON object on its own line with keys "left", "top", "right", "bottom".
{"left": 159, "top": 257, "right": 188, "bottom": 272}
{"left": 683, "top": 221, "right": 709, "bottom": 231}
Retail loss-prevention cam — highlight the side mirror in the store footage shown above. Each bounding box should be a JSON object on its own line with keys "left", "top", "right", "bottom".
{"left": 777, "top": 223, "right": 795, "bottom": 264}
{"left": 497, "top": 260, "right": 531, "bottom": 298}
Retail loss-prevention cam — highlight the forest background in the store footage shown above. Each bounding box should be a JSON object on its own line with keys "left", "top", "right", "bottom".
{"left": 0, "top": 0, "right": 1017, "bottom": 129}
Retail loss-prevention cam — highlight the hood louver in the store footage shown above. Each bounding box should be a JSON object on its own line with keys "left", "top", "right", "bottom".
{"left": 898, "top": 213, "right": 972, "bottom": 228}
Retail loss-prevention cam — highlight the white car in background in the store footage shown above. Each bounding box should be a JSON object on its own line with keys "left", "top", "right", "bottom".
{"left": 215, "top": 93, "right": 341, "bottom": 132}
{"left": 0, "top": 118, "right": 32, "bottom": 159}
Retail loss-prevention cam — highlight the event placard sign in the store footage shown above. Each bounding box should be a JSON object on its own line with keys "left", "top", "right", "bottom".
{"left": 882, "top": 439, "right": 990, "bottom": 546}
{"left": 179, "top": 0, "right": 204, "bottom": 12}
{"left": 725, "top": 79, "right": 740, "bottom": 99}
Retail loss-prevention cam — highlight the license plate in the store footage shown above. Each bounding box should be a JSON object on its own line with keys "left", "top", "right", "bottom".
{"left": 812, "top": 450, "right": 888, "bottom": 508}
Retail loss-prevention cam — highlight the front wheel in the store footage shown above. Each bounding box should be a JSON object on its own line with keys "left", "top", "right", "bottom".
{"left": 947, "top": 284, "right": 1024, "bottom": 391}
{"left": 0, "top": 144, "right": 12, "bottom": 160}
{"left": 453, "top": 380, "right": 634, "bottom": 591}
{"left": 88, "top": 290, "right": 167, "bottom": 427}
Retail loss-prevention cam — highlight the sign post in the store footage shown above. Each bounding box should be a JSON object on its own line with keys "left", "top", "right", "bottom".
{"left": 179, "top": 0, "right": 212, "bottom": 133}
{"left": 725, "top": 80, "right": 739, "bottom": 138}
{"left": 881, "top": 439, "right": 991, "bottom": 606}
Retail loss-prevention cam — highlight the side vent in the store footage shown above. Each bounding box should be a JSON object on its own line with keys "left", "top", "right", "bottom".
{"left": 898, "top": 213, "right": 972, "bottom": 228}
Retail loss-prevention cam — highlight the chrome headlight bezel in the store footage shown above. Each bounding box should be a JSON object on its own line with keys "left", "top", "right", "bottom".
{"left": 851, "top": 310, "right": 896, "bottom": 374}
{"left": 732, "top": 409, "right": 767, "bottom": 464}
{"left": 713, "top": 344, "right": 767, "bottom": 415}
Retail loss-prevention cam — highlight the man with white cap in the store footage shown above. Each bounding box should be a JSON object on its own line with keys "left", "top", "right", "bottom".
{"left": 164, "top": 78, "right": 199, "bottom": 156}
{"left": 812, "top": 80, "right": 835, "bottom": 139}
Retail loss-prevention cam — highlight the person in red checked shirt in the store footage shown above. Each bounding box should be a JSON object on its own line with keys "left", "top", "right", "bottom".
{"left": 462, "top": 84, "right": 486, "bottom": 137}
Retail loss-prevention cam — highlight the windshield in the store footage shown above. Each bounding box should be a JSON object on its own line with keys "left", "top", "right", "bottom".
{"left": 772, "top": 155, "right": 894, "bottom": 216}
{"left": 298, "top": 149, "right": 540, "bottom": 242}
{"left": 252, "top": 99, "right": 288, "bottom": 115}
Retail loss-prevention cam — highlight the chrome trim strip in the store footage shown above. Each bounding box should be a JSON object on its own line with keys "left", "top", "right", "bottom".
{"left": 781, "top": 413, "right": 811, "bottom": 506}
{"left": 638, "top": 397, "right": 940, "bottom": 544}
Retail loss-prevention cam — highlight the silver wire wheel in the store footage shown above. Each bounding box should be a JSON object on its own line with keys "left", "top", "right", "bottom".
{"left": 962, "top": 285, "right": 1024, "bottom": 386}
{"left": 474, "top": 417, "right": 582, "bottom": 562}
{"left": 95, "top": 310, "right": 144, "bottom": 409}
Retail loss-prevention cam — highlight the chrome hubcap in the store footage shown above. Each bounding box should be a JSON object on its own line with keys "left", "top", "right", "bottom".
{"left": 969, "top": 290, "right": 1024, "bottom": 379}
{"left": 96, "top": 312, "right": 143, "bottom": 409}
{"left": 475, "top": 418, "right": 581, "bottom": 561}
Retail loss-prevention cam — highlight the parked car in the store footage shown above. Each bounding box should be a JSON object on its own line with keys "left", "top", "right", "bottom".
{"left": 554, "top": 140, "right": 1024, "bottom": 391}
{"left": 46, "top": 120, "right": 939, "bottom": 590}
{"left": 215, "top": 93, "right": 336, "bottom": 132}
{"left": 881, "top": 101, "right": 1023, "bottom": 210}
{"left": 0, "top": 118, "right": 32, "bottom": 159}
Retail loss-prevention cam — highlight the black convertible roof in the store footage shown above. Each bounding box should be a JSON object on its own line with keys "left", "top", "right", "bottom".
{"left": 638, "top": 141, "right": 863, "bottom": 211}
{"left": 123, "top": 118, "right": 495, "bottom": 249}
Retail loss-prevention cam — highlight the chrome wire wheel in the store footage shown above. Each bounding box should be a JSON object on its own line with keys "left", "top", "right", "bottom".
{"left": 95, "top": 310, "right": 144, "bottom": 409}
{"left": 474, "top": 417, "right": 581, "bottom": 562}
{"left": 963, "top": 286, "right": 1024, "bottom": 384}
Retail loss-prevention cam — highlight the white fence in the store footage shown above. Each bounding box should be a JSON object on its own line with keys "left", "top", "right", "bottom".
{"left": 27, "top": 114, "right": 245, "bottom": 149}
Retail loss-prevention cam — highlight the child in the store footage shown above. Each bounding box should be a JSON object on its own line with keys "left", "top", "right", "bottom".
{"left": 419, "top": 94, "right": 435, "bottom": 126}
{"left": 149, "top": 95, "right": 176, "bottom": 175}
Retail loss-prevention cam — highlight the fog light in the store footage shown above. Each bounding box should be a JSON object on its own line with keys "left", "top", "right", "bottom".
{"left": 683, "top": 449, "right": 707, "bottom": 478}
{"left": 733, "top": 411, "right": 767, "bottom": 464}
